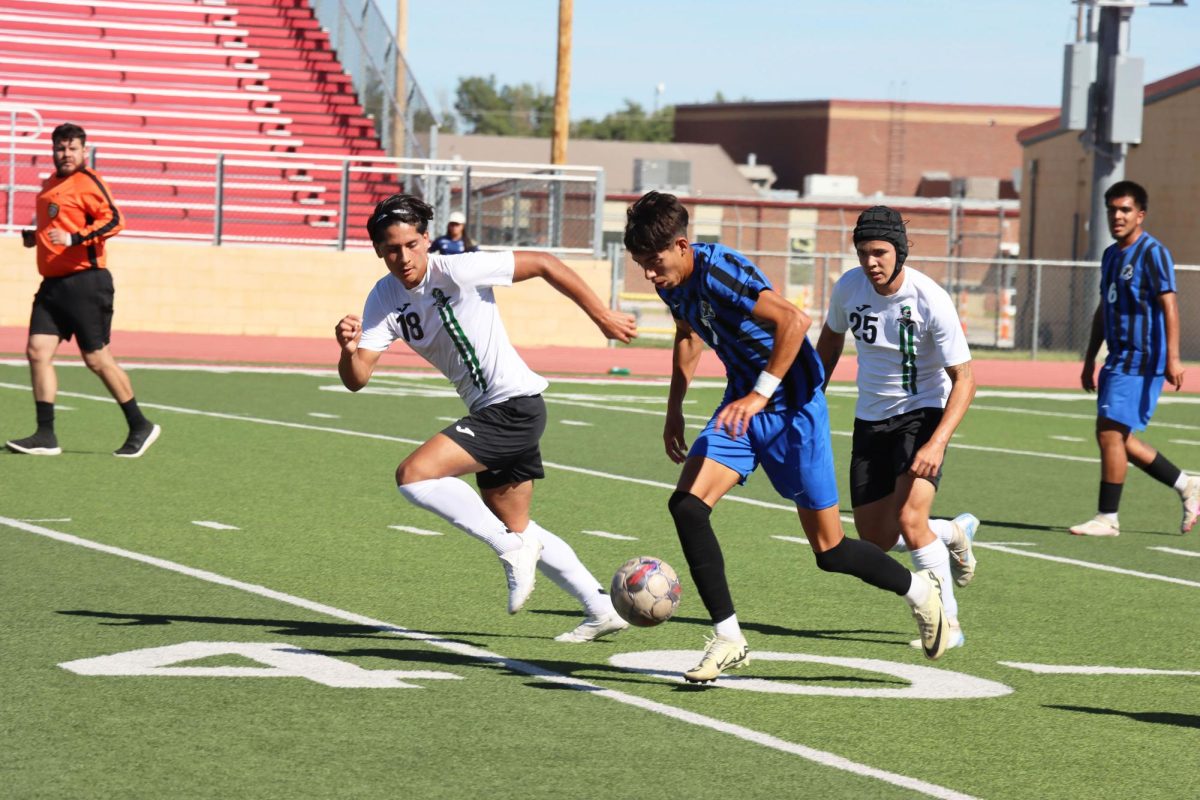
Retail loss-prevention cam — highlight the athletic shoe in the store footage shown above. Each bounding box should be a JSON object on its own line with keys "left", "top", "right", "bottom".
{"left": 498, "top": 529, "right": 542, "bottom": 614}
{"left": 1180, "top": 476, "right": 1200, "bottom": 534}
{"left": 5, "top": 431, "right": 62, "bottom": 456}
{"left": 911, "top": 620, "right": 965, "bottom": 651}
{"left": 910, "top": 570, "right": 948, "bottom": 660}
{"left": 554, "top": 611, "right": 630, "bottom": 643}
{"left": 1069, "top": 516, "right": 1120, "bottom": 537}
{"left": 949, "top": 513, "right": 980, "bottom": 588}
{"left": 113, "top": 424, "right": 161, "bottom": 458}
{"left": 683, "top": 635, "right": 750, "bottom": 683}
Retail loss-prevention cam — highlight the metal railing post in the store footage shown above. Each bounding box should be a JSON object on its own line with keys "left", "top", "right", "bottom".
{"left": 607, "top": 241, "right": 621, "bottom": 349}
{"left": 5, "top": 109, "right": 14, "bottom": 234}
{"left": 1031, "top": 262, "right": 1043, "bottom": 361}
{"left": 213, "top": 153, "right": 224, "bottom": 246}
{"left": 591, "top": 168, "right": 605, "bottom": 258}
{"left": 337, "top": 158, "right": 350, "bottom": 251}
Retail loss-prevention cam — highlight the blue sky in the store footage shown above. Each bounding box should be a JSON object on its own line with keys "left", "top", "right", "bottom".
{"left": 398, "top": 1, "right": 1199, "bottom": 121}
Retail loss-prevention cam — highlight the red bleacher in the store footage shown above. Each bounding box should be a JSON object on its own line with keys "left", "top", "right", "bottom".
{"left": 0, "top": 0, "right": 395, "bottom": 244}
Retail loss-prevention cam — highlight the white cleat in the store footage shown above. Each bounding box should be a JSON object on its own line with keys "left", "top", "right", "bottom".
{"left": 949, "top": 513, "right": 980, "bottom": 588}
{"left": 911, "top": 620, "right": 965, "bottom": 651}
{"left": 1069, "top": 516, "right": 1120, "bottom": 537}
{"left": 498, "top": 529, "right": 542, "bottom": 614}
{"left": 1180, "top": 476, "right": 1200, "bottom": 534}
{"left": 909, "top": 570, "right": 949, "bottom": 660}
{"left": 554, "top": 611, "right": 630, "bottom": 643}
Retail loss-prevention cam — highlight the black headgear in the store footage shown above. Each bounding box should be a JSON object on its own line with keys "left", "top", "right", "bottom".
{"left": 853, "top": 206, "right": 908, "bottom": 284}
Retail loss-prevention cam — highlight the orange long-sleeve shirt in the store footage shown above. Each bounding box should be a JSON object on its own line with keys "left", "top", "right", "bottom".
{"left": 35, "top": 167, "right": 124, "bottom": 277}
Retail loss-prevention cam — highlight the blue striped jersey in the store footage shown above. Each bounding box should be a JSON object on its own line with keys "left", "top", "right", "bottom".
{"left": 657, "top": 242, "right": 824, "bottom": 411}
{"left": 1100, "top": 231, "right": 1177, "bottom": 376}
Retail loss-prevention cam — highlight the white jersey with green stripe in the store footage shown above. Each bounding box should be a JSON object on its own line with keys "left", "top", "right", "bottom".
{"left": 825, "top": 266, "right": 970, "bottom": 422}
{"left": 358, "top": 250, "right": 548, "bottom": 413}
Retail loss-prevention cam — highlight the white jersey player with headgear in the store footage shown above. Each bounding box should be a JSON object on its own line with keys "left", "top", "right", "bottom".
{"left": 817, "top": 205, "right": 979, "bottom": 651}
{"left": 336, "top": 194, "right": 639, "bottom": 643}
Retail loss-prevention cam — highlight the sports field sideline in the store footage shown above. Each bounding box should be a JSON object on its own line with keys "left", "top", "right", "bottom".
{"left": 2, "top": 354, "right": 1199, "bottom": 799}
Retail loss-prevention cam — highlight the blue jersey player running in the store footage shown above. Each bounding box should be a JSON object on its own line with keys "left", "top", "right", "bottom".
{"left": 623, "top": 191, "right": 949, "bottom": 682}
{"left": 1071, "top": 180, "right": 1199, "bottom": 537}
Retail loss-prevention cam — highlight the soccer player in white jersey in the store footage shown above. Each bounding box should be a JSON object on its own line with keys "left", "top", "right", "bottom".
{"left": 334, "top": 194, "right": 638, "bottom": 642}
{"left": 817, "top": 206, "right": 979, "bottom": 650}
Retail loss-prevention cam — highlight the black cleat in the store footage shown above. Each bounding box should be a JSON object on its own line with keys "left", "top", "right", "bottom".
{"left": 6, "top": 431, "right": 62, "bottom": 456}
{"left": 114, "top": 424, "right": 161, "bottom": 458}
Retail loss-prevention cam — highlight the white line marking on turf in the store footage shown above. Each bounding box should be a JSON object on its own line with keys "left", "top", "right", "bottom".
{"left": 580, "top": 530, "right": 638, "bottom": 541}
{"left": 192, "top": 521, "right": 240, "bottom": 531}
{"left": 1049, "top": 435, "right": 1086, "bottom": 443}
{"left": 1149, "top": 546, "right": 1200, "bottom": 558}
{"left": 436, "top": 416, "right": 459, "bottom": 423}
{"left": 999, "top": 662, "right": 1200, "bottom": 676}
{"left": 0, "top": 516, "right": 976, "bottom": 800}
{"left": 560, "top": 420, "right": 592, "bottom": 427}
{"left": 1169, "top": 439, "right": 1200, "bottom": 447}
{"left": 772, "top": 536, "right": 811, "bottom": 545}
{"left": 388, "top": 525, "right": 444, "bottom": 536}
{"left": 980, "top": 541, "right": 1038, "bottom": 547}
{"left": 974, "top": 542, "right": 1200, "bottom": 588}
{"left": 307, "top": 413, "right": 340, "bottom": 419}
{"left": 21, "top": 518, "right": 72, "bottom": 522}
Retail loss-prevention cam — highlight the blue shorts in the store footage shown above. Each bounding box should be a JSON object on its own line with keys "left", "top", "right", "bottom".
{"left": 689, "top": 392, "right": 839, "bottom": 510}
{"left": 1097, "top": 367, "right": 1164, "bottom": 432}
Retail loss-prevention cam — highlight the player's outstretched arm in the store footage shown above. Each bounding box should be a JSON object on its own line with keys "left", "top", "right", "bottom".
{"left": 1159, "top": 291, "right": 1185, "bottom": 390}
{"left": 815, "top": 323, "right": 845, "bottom": 392}
{"left": 1081, "top": 305, "right": 1104, "bottom": 392}
{"left": 910, "top": 361, "right": 976, "bottom": 479}
{"left": 335, "top": 314, "right": 382, "bottom": 391}
{"left": 665, "top": 321, "right": 703, "bottom": 463}
{"left": 512, "top": 251, "right": 637, "bottom": 342}
{"left": 715, "top": 290, "right": 808, "bottom": 438}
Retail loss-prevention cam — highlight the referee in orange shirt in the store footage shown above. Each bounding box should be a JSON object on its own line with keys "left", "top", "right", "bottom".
{"left": 6, "top": 123, "right": 160, "bottom": 457}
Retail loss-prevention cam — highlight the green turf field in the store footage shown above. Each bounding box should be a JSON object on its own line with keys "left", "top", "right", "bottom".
{"left": 2, "top": 360, "right": 1198, "bottom": 799}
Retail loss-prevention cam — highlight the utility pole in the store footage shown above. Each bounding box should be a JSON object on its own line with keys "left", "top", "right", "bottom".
{"left": 392, "top": 0, "right": 408, "bottom": 159}
{"left": 550, "top": 0, "right": 572, "bottom": 165}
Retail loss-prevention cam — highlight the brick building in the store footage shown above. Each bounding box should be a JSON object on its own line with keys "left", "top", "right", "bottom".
{"left": 674, "top": 99, "right": 1055, "bottom": 198}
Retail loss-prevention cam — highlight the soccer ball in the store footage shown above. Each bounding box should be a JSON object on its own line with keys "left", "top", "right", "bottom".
{"left": 610, "top": 556, "right": 681, "bottom": 627}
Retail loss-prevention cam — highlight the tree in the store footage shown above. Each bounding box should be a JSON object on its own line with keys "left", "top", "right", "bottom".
{"left": 571, "top": 100, "right": 673, "bottom": 142}
{"left": 454, "top": 75, "right": 554, "bottom": 136}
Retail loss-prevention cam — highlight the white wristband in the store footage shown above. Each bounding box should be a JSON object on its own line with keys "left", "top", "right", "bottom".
{"left": 753, "top": 371, "right": 781, "bottom": 398}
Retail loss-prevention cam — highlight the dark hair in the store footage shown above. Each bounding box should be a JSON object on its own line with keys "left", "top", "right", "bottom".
{"left": 366, "top": 194, "right": 433, "bottom": 243}
{"left": 1104, "top": 180, "right": 1148, "bottom": 213}
{"left": 51, "top": 122, "right": 86, "bottom": 146}
{"left": 623, "top": 191, "right": 688, "bottom": 255}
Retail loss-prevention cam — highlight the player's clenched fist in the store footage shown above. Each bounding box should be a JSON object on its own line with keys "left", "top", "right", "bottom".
{"left": 335, "top": 314, "right": 363, "bottom": 351}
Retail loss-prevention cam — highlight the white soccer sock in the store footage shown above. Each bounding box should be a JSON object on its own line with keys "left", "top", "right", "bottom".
{"left": 1099, "top": 512, "right": 1119, "bottom": 525}
{"left": 904, "top": 571, "right": 930, "bottom": 606}
{"left": 928, "top": 517, "right": 956, "bottom": 546}
{"left": 1174, "top": 472, "right": 1191, "bottom": 493}
{"left": 525, "top": 521, "right": 613, "bottom": 617}
{"left": 714, "top": 613, "right": 743, "bottom": 641}
{"left": 397, "top": 478, "right": 523, "bottom": 556}
{"left": 911, "top": 539, "right": 958, "bottom": 621}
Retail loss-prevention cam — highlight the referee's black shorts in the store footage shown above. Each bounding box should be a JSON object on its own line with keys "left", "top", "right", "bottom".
{"left": 29, "top": 268, "right": 114, "bottom": 353}
{"left": 441, "top": 394, "right": 547, "bottom": 490}
{"left": 849, "top": 406, "right": 945, "bottom": 507}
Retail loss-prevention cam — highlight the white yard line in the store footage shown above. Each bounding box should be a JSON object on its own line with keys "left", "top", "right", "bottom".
{"left": 192, "top": 521, "right": 240, "bottom": 531}
{"left": 388, "top": 525, "right": 443, "bottom": 536}
{"left": 307, "top": 413, "right": 340, "bottom": 419}
{"left": 1000, "top": 662, "right": 1200, "bottom": 676}
{"left": 580, "top": 530, "right": 638, "bottom": 541}
{"left": 0, "top": 516, "right": 976, "bottom": 800}
{"left": 1148, "top": 546, "right": 1200, "bottom": 558}
{"left": 974, "top": 543, "right": 1200, "bottom": 588}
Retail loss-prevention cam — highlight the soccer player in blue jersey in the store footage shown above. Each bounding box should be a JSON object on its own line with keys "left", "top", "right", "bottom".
{"left": 1071, "top": 181, "right": 1199, "bottom": 536}
{"left": 624, "top": 191, "right": 949, "bottom": 682}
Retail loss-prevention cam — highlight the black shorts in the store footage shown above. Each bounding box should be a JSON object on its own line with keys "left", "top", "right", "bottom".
{"left": 849, "top": 407, "right": 945, "bottom": 507}
{"left": 29, "top": 269, "right": 115, "bottom": 353}
{"left": 442, "top": 394, "right": 547, "bottom": 490}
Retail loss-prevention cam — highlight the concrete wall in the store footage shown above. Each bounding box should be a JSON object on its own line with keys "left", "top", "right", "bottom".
{"left": 0, "top": 238, "right": 616, "bottom": 348}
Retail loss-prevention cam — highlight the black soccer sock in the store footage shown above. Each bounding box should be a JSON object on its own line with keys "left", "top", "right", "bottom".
{"left": 668, "top": 491, "right": 735, "bottom": 623}
{"left": 119, "top": 397, "right": 150, "bottom": 430}
{"left": 1099, "top": 481, "right": 1124, "bottom": 515}
{"left": 1138, "top": 453, "right": 1183, "bottom": 490}
{"left": 814, "top": 537, "right": 912, "bottom": 596}
{"left": 35, "top": 400, "right": 55, "bottom": 434}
